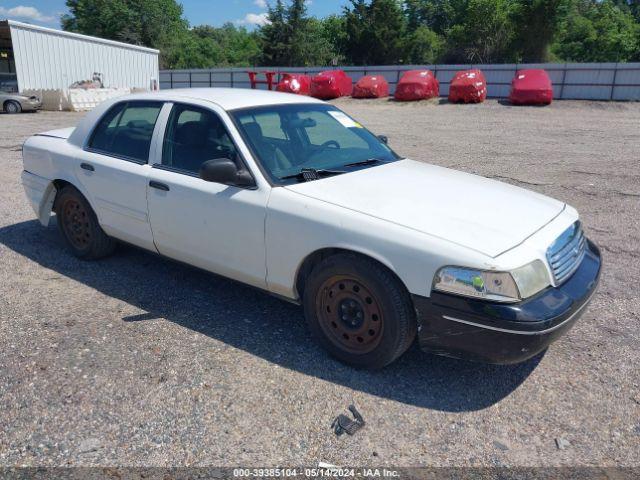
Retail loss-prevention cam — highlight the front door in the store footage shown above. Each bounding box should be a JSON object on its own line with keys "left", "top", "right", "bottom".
{"left": 146, "top": 102, "right": 269, "bottom": 290}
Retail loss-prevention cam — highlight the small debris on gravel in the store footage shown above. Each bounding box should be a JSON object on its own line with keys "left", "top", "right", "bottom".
{"left": 78, "top": 438, "right": 102, "bottom": 454}
{"left": 493, "top": 440, "right": 510, "bottom": 451}
{"left": 332, "top": 404, "right": 365, "bottom": 436}
{"left": 555, "top": 438, "right": 571, "bottom": 450}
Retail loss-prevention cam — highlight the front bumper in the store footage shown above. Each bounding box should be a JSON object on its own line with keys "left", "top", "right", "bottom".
{"left": 22, "top": 101, "right": 42, "bottom": 112}
{"left": 413, "top": 239, "right": 601, "bottom": 364}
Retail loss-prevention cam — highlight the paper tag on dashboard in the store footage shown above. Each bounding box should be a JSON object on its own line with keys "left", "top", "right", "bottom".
{"left": 329, "top": 111, "right": 362, "bottom": 128}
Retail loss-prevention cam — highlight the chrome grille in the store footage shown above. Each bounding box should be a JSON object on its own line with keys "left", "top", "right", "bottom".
{"left": 546, "top": 221, "right": 587, "bottom": 284}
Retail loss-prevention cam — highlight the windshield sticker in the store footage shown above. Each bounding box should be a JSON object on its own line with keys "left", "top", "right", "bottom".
{"left": 329, "top": 111, "right": 363, "bottom": 128}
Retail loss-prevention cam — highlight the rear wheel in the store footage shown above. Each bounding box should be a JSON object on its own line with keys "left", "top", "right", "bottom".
{"left": 303, "top": 253, "right": 416, "bottom": 369}
{"left": 55, "top": 185, "right": 116, "bottom": 260}
{"left": 4, "top": 100, "right": 21, "bottom": 114}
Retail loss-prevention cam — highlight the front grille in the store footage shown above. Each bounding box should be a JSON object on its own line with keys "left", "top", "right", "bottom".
{"left": 546, "top": 221, "right": 587, "bottom": 284}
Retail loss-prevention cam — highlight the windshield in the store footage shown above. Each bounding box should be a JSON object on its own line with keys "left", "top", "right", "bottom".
{"left": 230, "top": 104, "right": 399, "bottom": 183}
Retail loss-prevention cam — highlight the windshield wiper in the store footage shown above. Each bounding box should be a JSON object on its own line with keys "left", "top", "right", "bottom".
{"left": 343, "top": 158, "right": 386, "bottom": 168}
{"left": 281, "top": 167, "right": 346, "bottom": 182}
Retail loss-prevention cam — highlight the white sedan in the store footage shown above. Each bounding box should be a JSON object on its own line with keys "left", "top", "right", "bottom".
{"left": 21, "top": 89, "right": 601, "bottom": 368}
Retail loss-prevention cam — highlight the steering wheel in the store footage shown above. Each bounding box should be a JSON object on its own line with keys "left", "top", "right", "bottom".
{"left": 306, "top": 140, "right": 341, "bottom": 164}
{"left": 320, "top": 140, "right": 340, "bottom": 150}
{"left": 310, "top": 140, "right": 341, "bottom": 159}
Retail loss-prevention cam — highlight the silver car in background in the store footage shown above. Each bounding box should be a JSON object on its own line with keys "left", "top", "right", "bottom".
{"left": 1, "top": 91, "right": 42, "bottom": 113}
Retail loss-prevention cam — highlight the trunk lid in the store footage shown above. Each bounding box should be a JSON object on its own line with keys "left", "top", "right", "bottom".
{"left": 36, "top": 127, "right": 75, "bottom": 140}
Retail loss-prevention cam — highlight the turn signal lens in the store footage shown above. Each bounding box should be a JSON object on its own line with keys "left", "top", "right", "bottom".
{"left": 511, "top": 260, "right": 551, "bottom": 299}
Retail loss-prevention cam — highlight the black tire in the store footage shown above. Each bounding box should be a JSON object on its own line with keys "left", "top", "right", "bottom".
{"left": 54, "top": 185, "right": 116, "bottom": 260}
{"left": 4, "top": 100, "right": 21, "bottom": 114}
{"left": 303, "top": 253, "right": 417, "bottom": 369}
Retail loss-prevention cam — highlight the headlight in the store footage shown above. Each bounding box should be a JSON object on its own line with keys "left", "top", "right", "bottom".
{"left": 433, "top": 261, "right": 550, "bottom": 303}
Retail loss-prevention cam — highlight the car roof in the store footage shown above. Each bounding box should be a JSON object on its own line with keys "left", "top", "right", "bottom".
{"left": 128, "top": 88, "right": 324, "bottom": 111}
{"left": 66, "top": 87, "right": 326, "bottom": 148}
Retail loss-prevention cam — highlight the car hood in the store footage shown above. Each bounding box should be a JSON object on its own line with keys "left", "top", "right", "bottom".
{"left": 284, "top": 159, "right": 565, "bottom": 258}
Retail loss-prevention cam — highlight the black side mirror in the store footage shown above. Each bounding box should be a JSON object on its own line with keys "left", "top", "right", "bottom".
{"left": 377, "top": 135, "right": 389, "bottom": 144}
{"left": 199, "top": 159, "right": 254, "bottom": 187}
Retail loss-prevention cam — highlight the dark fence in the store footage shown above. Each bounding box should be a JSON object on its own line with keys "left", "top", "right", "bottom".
{"left": 160, "top": 63, "right": 640, "bottom": 101}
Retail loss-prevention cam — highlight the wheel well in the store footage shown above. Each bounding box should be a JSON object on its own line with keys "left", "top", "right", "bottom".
{"left": 51, "top": 179, "right": 73, "bottom": 210}
{"left": 3, "top": 100, "right": 17, "bottom": 110}
{"left": 295, "top": 248, "right": 406, "bottom": 300}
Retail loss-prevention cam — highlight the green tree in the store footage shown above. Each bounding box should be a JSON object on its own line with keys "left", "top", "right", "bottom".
{"left": 404, "top": 0, "right": 464, "bottom": 35}
{"left": 61, "top": 0, "right": 640, "bottom": 69}
{"left": 162, "top": 31, "right": 224, "bottom": 69}
{"left": 192, "top": 24, "right": 261, "bottom": 66}
{"left": 62, "top": 0, "right": 188, "bottom": 68}
{"left": 444, "top": 0, "right": 518, "bottom": 63}
{"left": 613, "top": 0, "right": 640, "bottom": 21}
{"left": 344, "top": 0, "right": 407, "bottom": 65}
{"left": 552, "top": 0, "right": 640, "bottom": 61}
{"left": 343, "top": 0, "right": 368, "bottom": 64}
{"left": 511, "top": 0, "right": 570, "bottom": 62}
{"left": 62, "top": 0, "right": 139, "bottom": 43}
{"left": 260, "top": 0, "right": 342, "bottom": 66}
{"left": 320, "top": 15, "right": 348, "bottom": 64}
{"left": 403, "top": 25, "right": 445, "bottom": 63}
{"left": 288, "top": 0, "right": 308, "bottom": 66}
{"left": 261, "top": 0, "right": 292, "bottom": 65}
{"left": 303, "top": 18, "right": 344, "bottom": 65}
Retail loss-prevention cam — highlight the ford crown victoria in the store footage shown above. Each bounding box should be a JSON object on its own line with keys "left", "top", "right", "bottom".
{"left": 21, "top": 89, "right": 601, "bottom": 368}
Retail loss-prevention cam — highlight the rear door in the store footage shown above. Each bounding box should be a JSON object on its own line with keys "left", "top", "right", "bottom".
{"left": 75, "top": 100, "right": 164, "bottom": 251}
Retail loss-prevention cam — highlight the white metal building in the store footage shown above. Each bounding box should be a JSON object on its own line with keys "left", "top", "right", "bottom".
{"left": 1, "top": 19, "right": 159, "bottom": 109}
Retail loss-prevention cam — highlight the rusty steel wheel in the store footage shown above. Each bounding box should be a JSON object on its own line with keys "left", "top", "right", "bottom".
{"left": 60, "top": 197, "right": 91, "bottom": 250}
{"left": 55, "top": 185, "right": 116, "bottom": 260}
{"left": 304, "top": 253, "right": 417, "bottom": 369}
{"left": 316, "top": 275, "right": 384, "bottom": 355}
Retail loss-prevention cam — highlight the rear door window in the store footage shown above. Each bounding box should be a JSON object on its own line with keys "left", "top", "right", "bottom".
{"left": 89, "top": 101, "right": 163, "bottom": 163}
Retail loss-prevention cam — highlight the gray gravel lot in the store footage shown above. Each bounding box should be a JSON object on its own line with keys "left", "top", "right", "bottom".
{"left": 0, "top": 100, "right": 639, "bottom": 468}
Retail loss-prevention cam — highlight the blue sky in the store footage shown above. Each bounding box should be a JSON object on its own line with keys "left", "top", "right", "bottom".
{"left": 0, "top": 1, "right": 350, "bottom": 29}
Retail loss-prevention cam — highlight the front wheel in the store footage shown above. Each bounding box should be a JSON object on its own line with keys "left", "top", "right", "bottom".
{"left": 303, "top": 253, "right": 417, "bottom": 369}
{"left": 55, "top": 185, "right": 116, "bottom": 260}
{"left": 4, "top": 100, "right": 21, "bottom": 114}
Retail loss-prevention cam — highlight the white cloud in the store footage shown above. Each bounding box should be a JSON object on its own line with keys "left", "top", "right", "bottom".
{"left": 236, "top": 12, "right": 271, "bottom": 26}
{"left": 0, "top": 5, "right": 55, "bottom": 23}
{"left": 253, "top": 0, "right": 267, "bottom": 8}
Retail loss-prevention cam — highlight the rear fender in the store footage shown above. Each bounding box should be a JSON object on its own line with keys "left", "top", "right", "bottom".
{"left": 21, "top": 171, "right": 57, "bottom": 226}
{"left": 21, "top": 171, "right": 94, "bottom": 227}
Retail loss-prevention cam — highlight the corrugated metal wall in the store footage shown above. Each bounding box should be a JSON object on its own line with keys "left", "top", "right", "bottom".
{"left": 8, "top": 20, "right": 159, "bottom": 91}
{"left": 160, "top": 63, "right": 640, "bottom": 101}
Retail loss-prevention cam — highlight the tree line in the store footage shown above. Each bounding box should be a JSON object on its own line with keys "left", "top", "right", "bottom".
{"left": 62, "top": 0, "right": 640, "bottom": 69}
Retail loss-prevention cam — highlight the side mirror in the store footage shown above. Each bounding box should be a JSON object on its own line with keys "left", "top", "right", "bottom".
{"left": 199, "top": 159, "right": 254, "bottom": 187}
{"left": 377, "top": 135, "right": 389, "bottom": 144}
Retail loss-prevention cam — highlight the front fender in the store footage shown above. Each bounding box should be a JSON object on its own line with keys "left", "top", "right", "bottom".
{"left": 265, "top": 188, "right": 488, "bottom": 300}
{"left": 291, "top": 244, "right": 401, "bottom": 301}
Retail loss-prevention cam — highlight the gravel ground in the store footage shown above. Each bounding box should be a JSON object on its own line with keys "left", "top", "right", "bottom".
{"left": 0, "top": 100, "right": 639, "bottom": 468}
